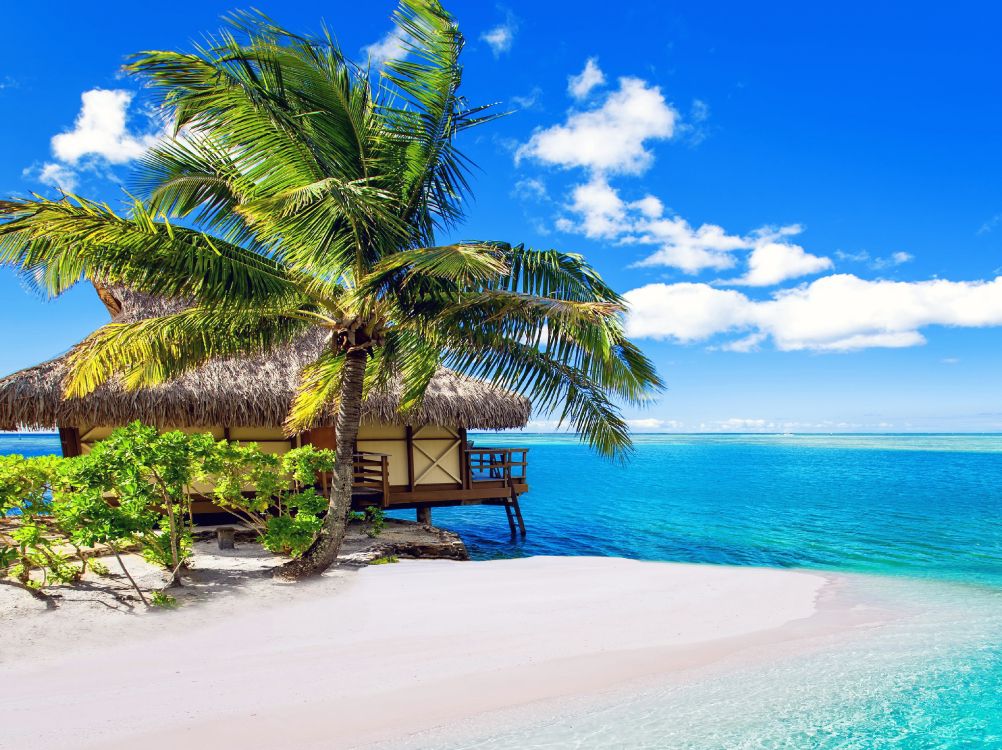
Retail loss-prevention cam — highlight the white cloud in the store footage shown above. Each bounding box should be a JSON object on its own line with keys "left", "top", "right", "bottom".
{"left": 624, "top": 282, "right": 754, "bottom": 342}
{"left": 512, "top": 177, "right": 548, "bottom": 201}
{"left": 517, "top": 77, "right": 677, "bottom": 175}
{"left": 34, "top": 162, "right": 78, "bottom": 192}
{"left": 625, "top": 274, "right": 1002, "bottom": 351}
{"left": 568, "top": 58, "right": 605, "bottom": 99}
{"left": 632, "top": 215, "right": 749, "bottom": 273}
{"left": 556, "top": 177, "right": 827, "bottom": 282}
{"left": 835, "top": 249, "right": 914, "bottom": 270}
{"left": 27, "top": 88, "right": 162, "bottom": 192}
{"left": 626, "top": 418, "right": 683, "bottom": 431}
{"left": 511, "top": 87, "right": 542, "bottom": 110}
{"left": 518, "top": 68, "right": 829, "bottom": 286}
{"left": 481, "top": 22, "right": 515, "bottom": 57}
{"left": 362, "top": 29, "right": 411, "bottom": 65}
{"left": 51, "top": 89, "right": 160, "bottom": 165}
{"left": 691, "top": 99, "right": 709, "bottom": 122}
{"left": 727, "top": 226, "right": 833, "bottom": 286}
{"left": 719, "top": 332, "right": 767, "bottom": 352}
{"left": 709, "top": 418, "right": 771, "bottom": 431}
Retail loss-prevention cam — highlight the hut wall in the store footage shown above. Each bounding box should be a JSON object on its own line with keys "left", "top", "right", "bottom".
{"left": 75, "top": 421, "right": 465, "bottom": 492}
{"left": 356, "top": 424, "right": 410, "bottom": 486}
{"left": 354, "top": 424, "right": 463, "bottom": 489}
{"left": 77, "top": 425, "right": 293, "bottom": 455}
{"left": 409, "top": 425, "right": 463, "bottom": 487}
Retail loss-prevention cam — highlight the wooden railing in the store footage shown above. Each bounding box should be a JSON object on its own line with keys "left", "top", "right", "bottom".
{"left": 464, "top": 447, "right": 528, "bottom": 489}
{"left": 352, "top": 451, "right": 390, "bottom": 507}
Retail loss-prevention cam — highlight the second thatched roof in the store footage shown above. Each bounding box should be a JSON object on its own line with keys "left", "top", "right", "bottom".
{"left": 0, "top": 284, "right": 531, "bottom": 432}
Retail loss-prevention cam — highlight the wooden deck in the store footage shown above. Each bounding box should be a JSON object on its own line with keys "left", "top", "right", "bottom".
{"left": 352, "top": 447, "right": 529, "bottom": 535}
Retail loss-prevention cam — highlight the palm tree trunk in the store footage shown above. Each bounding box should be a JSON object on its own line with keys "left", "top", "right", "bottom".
{"left": 277, "top": 347, "right": 367, "bottom": 578}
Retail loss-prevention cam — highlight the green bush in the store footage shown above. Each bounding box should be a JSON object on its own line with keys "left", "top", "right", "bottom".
{"left": 0, "top": 422, "right": 339, "bottom": 605}
{"left": 0, "top": 455, "right": 85, "bottom": 603}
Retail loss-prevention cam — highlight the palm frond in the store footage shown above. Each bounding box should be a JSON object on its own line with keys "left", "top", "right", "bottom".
{"left": 64, "top": 306, "right": 313, "bottom": 397}
{"left": 0, "top": 195, "right": 302, "bottom": 306}
{"left": 285, "top": 347, "right": 345, "bottom": 433}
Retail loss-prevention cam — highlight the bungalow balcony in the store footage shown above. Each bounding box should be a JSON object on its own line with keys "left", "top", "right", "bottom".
{"left": 352, "top": 445, "right": 529, "bottom": 535}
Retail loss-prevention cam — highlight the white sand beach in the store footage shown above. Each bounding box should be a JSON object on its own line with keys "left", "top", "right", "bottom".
{"left": 0, "top": 548, "right": 841, "bottom": 750}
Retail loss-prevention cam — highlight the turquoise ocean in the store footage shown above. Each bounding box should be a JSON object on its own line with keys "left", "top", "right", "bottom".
{"left": 4, "top": 432, "right": 1001, "bottom": 748}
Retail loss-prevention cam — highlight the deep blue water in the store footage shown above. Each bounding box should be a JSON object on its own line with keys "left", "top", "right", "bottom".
{"left": 5, "top": 431, "right": 1002, "bottom": 748}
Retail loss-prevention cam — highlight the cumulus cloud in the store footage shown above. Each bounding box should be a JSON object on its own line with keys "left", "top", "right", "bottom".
{"left": 362, "top": 29, "right": 411, "bottom": 65}
{"left": 517, "top": 77, "right": 677, "bottom": 175}
{"left": 625, "top": 282, "right": 754, "bottom": 342}
{"left": 34, "top": 162, "right": 78, "bottom": 192}
{"left": 555, "top": 177, "right": 829, "bottom": 282}
{"left": 481, "top": 21, "right": 515, "bottom": 57}
{"left": 568, "top": 58, "right": 605, "bottom": 99}
{"left": 51, "top": 89, "right": 160, "bottom": 165}
{"left": 517, "top": 67, "right": 834, "bottom": 286}
{"left": 27, "top": 88, "right": 162, "bottom": 192}
{"left": 726, "top": 226, "right": 833, "bottom": 286}
{"left": 624, "top": 274, "right": 1002, "bottom": 351}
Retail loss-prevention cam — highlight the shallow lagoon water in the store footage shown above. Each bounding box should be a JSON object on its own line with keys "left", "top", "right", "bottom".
{"left": 5, "top": 432, "right": 1002, "bottom": 747}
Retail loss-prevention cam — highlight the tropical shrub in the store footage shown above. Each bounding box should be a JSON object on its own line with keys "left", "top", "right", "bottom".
{"left": 202, "top": 442, "right": 335, "bottom": 557}
{"left": 0, "top": 455, "right": 89, "bottom": 604}
{"left": 1, "top": 423, "right": 339, "bottom": 605}
{"left": 55, "top": 422, "right": 199, "bottom": 588}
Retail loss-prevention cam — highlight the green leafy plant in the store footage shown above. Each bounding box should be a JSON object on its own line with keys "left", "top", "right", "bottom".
{"left": 55, "top": 422, "right": 201, "bottom": 590}
{"left": 150, "top": 590, "right": 178, "bottom": 608}
{"left": 369, "top": 555, "right": 398, "bottom": 565}
{"left": 1, "top": 425, "right": 336, "bottom": 606}
{"left": 363, "top": 506, "right": 385, "bottom": 538}
{"left": 0, "top": 454, "right": 85, "bottom": 606}
{"left": 201, "top": 442, "right": 335, "bottom": 558}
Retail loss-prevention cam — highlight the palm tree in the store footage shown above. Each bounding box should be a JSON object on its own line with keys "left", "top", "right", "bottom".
{"left": 0, "top": 0, "right": 662, "bottom": 577}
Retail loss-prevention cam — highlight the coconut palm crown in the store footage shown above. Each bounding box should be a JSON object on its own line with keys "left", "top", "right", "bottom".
{"left": 0, "top": 0, "right": 663, "bottom": 575}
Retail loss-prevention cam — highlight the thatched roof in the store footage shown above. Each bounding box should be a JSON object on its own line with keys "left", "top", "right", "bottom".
{"left": 0, "top": 284, "right": 531, "bottom": 431}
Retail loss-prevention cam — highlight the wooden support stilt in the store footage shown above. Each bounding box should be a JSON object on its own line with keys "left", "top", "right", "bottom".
{"left": 503, "top": 503, "right": 517, "bottom": 537}
{"left": 511, "top": 495, "right": 527, "bottom": 537}
{"left": 416, "top": 506, "right": 432, "bottom": 526}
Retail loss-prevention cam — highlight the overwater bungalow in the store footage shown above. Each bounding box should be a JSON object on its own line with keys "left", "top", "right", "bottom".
{"left": 0, "top": 284, "right": 531, "bottom": 533}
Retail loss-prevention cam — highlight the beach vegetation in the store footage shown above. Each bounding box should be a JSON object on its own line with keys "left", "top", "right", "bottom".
{"left": 0, "top": 454, "right": 86, "bottom": 607}
{"left": 150, "top": 590, "right": 179, "bottom": 608}
{"left": 1, "top": 424, "right": 338, "bottom": 605}
{"left": 0, "top": 0, "right": 663, "bottom": 579}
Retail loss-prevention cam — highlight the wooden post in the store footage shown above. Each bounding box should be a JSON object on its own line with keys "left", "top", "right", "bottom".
{"left": 380, "top": 455, "right": 390, "bottom": 508}
{"left": 416, "top": 506, "right": 432, "bottom": 526}
{"left": 405, "top": 425, "right": 415, "bottom": 491}
{"left": 58, "top": 427, "right": 82, "bottom": 457}
{"left": 503, "top": 503, "right": 517, "bottom": 537}
{"left": 458, "top": 427, "right": 469, "bottom": 489}
{"left": 512, "top": 492, "right": 527, "bottom": 536}
{"left": 217, "top": 527, "right": 236, "bottom": 550}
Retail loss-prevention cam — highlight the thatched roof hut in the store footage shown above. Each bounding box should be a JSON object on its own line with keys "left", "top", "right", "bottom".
{"left": 0, "top": 284, "right": 531, "bottom": 432}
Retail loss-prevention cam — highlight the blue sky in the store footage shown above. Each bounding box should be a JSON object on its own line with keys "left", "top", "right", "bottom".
{"left": 2, "top": 1, "right": 1002, "bottom": 432}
